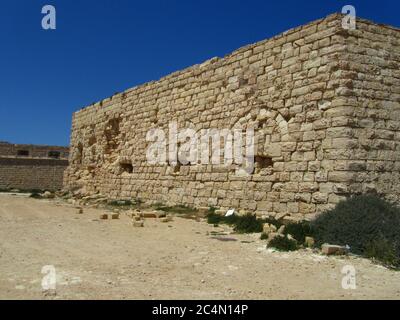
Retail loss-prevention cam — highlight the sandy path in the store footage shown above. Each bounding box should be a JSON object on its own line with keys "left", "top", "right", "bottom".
{"left": 0, "top": 194, "right": 399, "bottom": 300}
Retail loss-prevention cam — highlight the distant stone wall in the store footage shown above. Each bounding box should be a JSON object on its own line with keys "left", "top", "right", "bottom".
{"left": 0, "top": 158, "right": 68, "bottom": 191}
{"left": 0, "top": 142, "right": 69, "bottom": 159}
{"left": 0, "top": 143, "right": 69, "bottom": 191}
{"left": 64, "top": 13, "right": 400, "bottom": 220}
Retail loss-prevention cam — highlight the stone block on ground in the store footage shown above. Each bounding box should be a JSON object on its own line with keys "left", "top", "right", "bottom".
{"left": 305, "top": 236, "right": 315, "bottom": 248}
{"left": 281, "top": 216, "right": 302, "bottom": 225}
{"left": 99, "top": 214, "right": 108, "bottom": 220}
{"left": 197, "top": 207, "right": 210, "bottom": 217}
{"left": 321, "top": 244, "right": 349, "bottom": 255}
{"left": 142, "top": 211, "right": 166, "bottom": 218}
{"left": 267, "top": 232, "right": 283, "bottom": 243}
{"left": 132, "top": 220, "right": 144, "bottom": 227}
{"left": 128, "top": 210, "right": 141, "bottom": 218}
{"left": 42, "top": 191, "right": 55, "bottom": 199}
{"left": 263, "top": 223, "right": 277, "bottom": 234}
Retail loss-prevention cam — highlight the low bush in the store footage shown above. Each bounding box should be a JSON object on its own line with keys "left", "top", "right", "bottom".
{"left": 283, "top": 221, "right": 314, "bottom": 244}
{"left": 206, "top": 212, "right": 263, "bottom": 233}
{"left": 107, "top": 198, "right": 143, "bottom": 208}
{"left": 108, "top": 199, "right": 133, "bottom": 207}
{"left": 29, "top": 192, "right": 43, "bottom": 199}
{"left": 233, "top": 214, "right": 263, "bottom": 233}
{"left": 208, "top": 206, "right": 217, "bottom": 214}
{"left": 25, "top": 189, "right": 44, "bottom": 194}
{"left": 206, "top": 212, "right": 223, "bottom": 225}
{"left": 264, "top": 217, "right": 283, "bottom": 228}
{"left": 268, "top": 236, "right": 298, "bottom": 251}
{"left": 224, "top": 214, "right": 240, "bottom": 226}
{"left": 312, "top": 194, "right": 400, "bottom": 268}
{"left": 156, "top": 204, "right": 198, "bottom": 215}
{"left": 260, "top": 233, "right": 269, "bottom": 240}
{"left": 365, "top": 238, "right": 399, "bottom": 268}
{"left": 206, "top": 212, "right": 240, "bottom": 226}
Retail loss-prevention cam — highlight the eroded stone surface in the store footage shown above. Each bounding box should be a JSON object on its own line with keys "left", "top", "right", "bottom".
{"left": 64, "top": 14, "right": 400, "bottom": 219}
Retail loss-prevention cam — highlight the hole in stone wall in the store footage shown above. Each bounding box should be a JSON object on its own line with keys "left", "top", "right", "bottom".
{"left": 255, "top": 155, "right": 273, "bottom": 169}
{"left": 173, "top": 163, "right": 181, "bottom": 173}
{"left": 153, "top": 107, "right": 159, "bottom": 125}
{"left": 120, "top": 162, "right": 133, "bottom": 174}
{"left": 165, "top": 159, "right": 187, "bottom": 175}
{"left": 17, "top": 150, "right": 29, "bottom": 156}
{"left": 48, "top": 151, "right": 60, "bottom": 159}
{"left": 257, "top": 118, "right": 268, "bottom": 129}
{"left": 87, "top": 165, "right": 96, "bottom": 177}
{"left": 76, "top": 143, "right": 83, "bottom": 165}
{"left": 104, "top": 118, "right": 121, "bottom": 154}
{"left": 88, "top": 135, "right": 96, "bottom": 146}
{"left": 282, "top": 114, "right": 291, "bottom": 123}
{"left": 239, "top": 78, "right": 248, "bottom": 86}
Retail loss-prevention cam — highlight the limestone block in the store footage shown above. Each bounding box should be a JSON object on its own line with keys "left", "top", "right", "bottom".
{"left": 263, "top": 223, "right": 277, "bottom": 234}
{"left": 321, "top": 244, "right": 349, "bottom": 255}
{"left": 133, "top": 220, "right": 144, "bottom": 227}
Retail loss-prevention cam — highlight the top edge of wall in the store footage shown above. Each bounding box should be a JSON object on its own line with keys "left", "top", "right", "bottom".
{"left": 73, "top": 12, "right": 400, "bottom": 115}
{"left": 0, "top": 141, "right": 69, "bottom": 150}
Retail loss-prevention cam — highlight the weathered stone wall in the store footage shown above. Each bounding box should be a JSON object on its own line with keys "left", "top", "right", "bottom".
{"left": 0, "top": 142, "right": 69, "bottom": 191}
{"left": 329, "top": 18, "right": 400, "bottom": 204}
{"left": 0, "top": 158, "right": 68, "bottom": 191}
{"left": 64, "top": 14, "right": 400, "bottom": 220}
{"left": 0, "top": 142, "right": 69, "bottom": 159}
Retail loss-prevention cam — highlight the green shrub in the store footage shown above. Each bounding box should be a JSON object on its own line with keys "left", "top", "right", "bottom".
{"left": 30, "top": 192, "right": 43, "bottom": 199}
{"left": 268, "top": 236, "right": 298, "bottom": 251}
{"left": 224, "top": 214, "right": 240, "bottom": 226}
{"left": 206, "top": 212, "right": 239, "bottom": 226}
{"left": 260, "top": 233, "right": 268, "bottom": 240}
{"left": 206, "top": 212, "right": 263, "bottom": 233}
{"left": 25, "top": 189, "right": 44, "bottom": 194}
{"left": 312, "top": 194, "right": 400, "bottom": 268}
{"left": 208, "top": 207, "right": 217, "bottom": 214}
{"left": 264, "top": 217, "right": 283, "bottom": 228}
{"left": 283, "top": 221, "right": 314, "bottom": 244}
{"left": 207, "top": 212, "right": 223, "bottom": 225}
{"left": 156, "top": 204, "right": 198, "bottom": 215}
{"left": 365, "top": 238, "right": 400, "bottom": 268}
{"left": 108, "top": 199, "right": 133, "bottom": 206}
{"left": 233, "top": 214, "right": 263, "bottom": 233}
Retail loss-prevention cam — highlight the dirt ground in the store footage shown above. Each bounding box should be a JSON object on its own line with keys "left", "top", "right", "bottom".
{"left": 0, "top": 193, "right": 399, "bottom": 300}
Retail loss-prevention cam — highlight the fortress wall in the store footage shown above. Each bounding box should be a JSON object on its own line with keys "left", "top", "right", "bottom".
{"left": 64, "top": 14, "right": 400, "bottom": 219}
{"left": 326, "top": 18, "right": 400, "bottom": 203}
{"left": 0, "top": 158, "right": 68, "bottom": 191}
{"left": 0, "top": 143, "right": 69, "bottom": 191}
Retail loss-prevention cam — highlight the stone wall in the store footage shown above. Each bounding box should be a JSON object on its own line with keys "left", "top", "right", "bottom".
{"left": 64, "top": 13, "right": 400, "bottom": 220}
{"left": 331, "top": 19, "right": 400, "bottom": 203}
{"left": 0, "top": 142, "right": 69, "bottom": 191}
{"left": 0, "top": 142, "right": 69, "bottom": 159}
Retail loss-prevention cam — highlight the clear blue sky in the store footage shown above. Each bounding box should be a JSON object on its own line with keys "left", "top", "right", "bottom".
{"left": 0, "top": 0, "right": 399, "bottom": 146}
